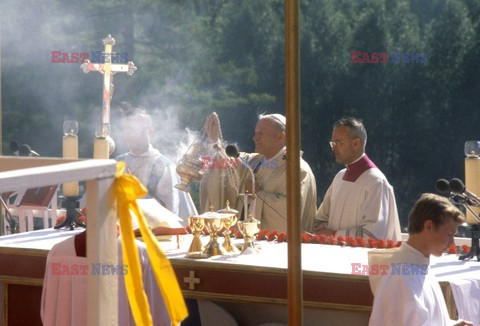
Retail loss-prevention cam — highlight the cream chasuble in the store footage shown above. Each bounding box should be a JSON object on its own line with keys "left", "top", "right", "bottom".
{"left": 200, "top": 147, "right": 317, "bottom": 232}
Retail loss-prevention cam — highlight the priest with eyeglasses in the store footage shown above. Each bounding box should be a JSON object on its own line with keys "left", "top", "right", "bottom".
{"left": 314, "top": 116, "right": 401, "bottom": 241}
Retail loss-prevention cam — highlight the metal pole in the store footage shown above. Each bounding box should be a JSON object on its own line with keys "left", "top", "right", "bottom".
{"left": 285, "top": 0, "right": 302, "bottom": 325}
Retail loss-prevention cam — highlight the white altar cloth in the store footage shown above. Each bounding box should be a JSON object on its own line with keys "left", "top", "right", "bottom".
{"left": 167, "top": 235, "right": 480, "bottom": 324}
{"left": 431, "top": 254, "right": 480, "bottom": 325}
{"left": 0, "top": 228, "right": 84, "bottom": 251}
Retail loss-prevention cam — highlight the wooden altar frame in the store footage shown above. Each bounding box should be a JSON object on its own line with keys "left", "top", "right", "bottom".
{"left": 0, "top": 156, "right": 118, "bottom": 326}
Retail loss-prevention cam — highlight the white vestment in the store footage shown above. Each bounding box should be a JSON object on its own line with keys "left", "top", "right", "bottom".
{"left": 316, "top": 155, "right": 401, "bottom": 241}
{"left": 116, "top": 144, "right": 197, "bottom": 224}
{"left": 200, "top": 147, "right": 317, "bottom": 232}
{"left": 369, "top": 243, "right": 455, "bottom": 325}
{"left": 41, "top": 236, "right": 171, "bottom": 326}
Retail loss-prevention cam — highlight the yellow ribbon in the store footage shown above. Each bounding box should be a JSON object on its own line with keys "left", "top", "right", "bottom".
{"left": 115, "top": 162, "right": 188, "bottom": 325}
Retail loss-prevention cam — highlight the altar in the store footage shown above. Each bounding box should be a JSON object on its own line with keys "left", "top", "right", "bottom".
{"left": 1, "top": 228, "right": 479, "bottom": 325}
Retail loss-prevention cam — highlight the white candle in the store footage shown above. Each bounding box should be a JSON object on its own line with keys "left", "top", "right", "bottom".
{"left": 94, "top": 137, "right": 109, "bottom": 159}
{"left": 63, "top": 135, "right": 79, "bottom": 196}
{"left": 465, "top": 157, "right": 480, "bottom": 224}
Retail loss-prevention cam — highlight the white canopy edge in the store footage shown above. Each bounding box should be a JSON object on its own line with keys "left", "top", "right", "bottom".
{"left": 0, "top": 157, "right": 117, "bottom": 192}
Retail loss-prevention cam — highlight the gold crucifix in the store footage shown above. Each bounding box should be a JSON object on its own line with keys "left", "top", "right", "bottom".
{"left": 80, "top": 34, "right": 137, "bottom": 126}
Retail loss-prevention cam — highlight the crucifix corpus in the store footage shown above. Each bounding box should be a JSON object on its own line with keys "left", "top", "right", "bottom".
{"left": 80, "top": 34, "right": 137, "bottom": 127}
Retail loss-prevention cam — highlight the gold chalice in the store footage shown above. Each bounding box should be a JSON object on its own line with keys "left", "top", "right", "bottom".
{"left": 220, "top": 213, "right": 238, "bottom": 253}
{"left": 237, "top": 215, "right": 261, "bottom": 254}
{"left": 217, "top": 201, "right": 239, "bottom": 253}
{"left": 185, "top": 216, "right": 205, "bottom": 257}
{"left": 203, "top": 214, "right": 227, "bottom": 257}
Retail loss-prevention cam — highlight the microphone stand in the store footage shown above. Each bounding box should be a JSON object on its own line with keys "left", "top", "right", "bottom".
{"left": 458, "top": 204, "right": 480, "bottom": 261}
{"left": 223, "top": 145, "right": 257, "bottom": 221}
{"left": 221, "top": 145, "right": 260, "bottom": 253}
{"left": 238, "top": 156, "right": 257, "bottom": 221}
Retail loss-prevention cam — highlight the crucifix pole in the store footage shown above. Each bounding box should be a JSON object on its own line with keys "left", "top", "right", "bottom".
{"left": 102, "top": 35, "right": 114, "bottom": 126}
{"left": 81, "top": 34, "right": 137, "bottom": 159}
{"left": 81, "top": 34, "right": 137, "bottom": 127}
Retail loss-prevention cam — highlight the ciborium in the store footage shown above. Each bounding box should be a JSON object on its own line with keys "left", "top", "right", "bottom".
{"left": 237, "top": 214, "right": 261, "bottom": 254}
{"left": 218, "top": 201, "right": 239, "bottom": 253}
{"left": 175, "top": 139, "right": 207, "bottom": 192}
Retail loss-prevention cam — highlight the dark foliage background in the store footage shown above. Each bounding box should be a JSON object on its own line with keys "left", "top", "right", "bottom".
{"left": 2, "top": 0, "right": 480, "bottom": 228}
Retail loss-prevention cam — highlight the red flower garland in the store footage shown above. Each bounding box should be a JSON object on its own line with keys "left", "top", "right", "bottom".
{"left": 184, "top": 226, "right": 461, "bottom": 255}
{"left": 461, "top": 244, "right": 470, "bottom": 254}
{"left": 317, "top": 234, "right": 328, "bottom": 244}
{"left": 326, "top": 235, "right": 337, "bottom": 245}
{"left": 356, "top": 237, "right": 367, "bottom": 248}
{"left": 277, "top": 233, "right": 287, "bottom": 243}
{"left": 256, "top": 229, "right": 269, "bottom": 241}
{"left": 387, "top": 240, "right": 396, "bottom": 248}
{"left": 368, "top": 238, "right": 377, "bottom": 248}
{"left": 448, "top": 244, "right": 458, "bottom": 254}
{"left": 268, "top": 230, "right": 279, "bottom": 242}
{"left": 376, "top": 239, "right": 387, "bottom": 249}
{"left": 345, "top": 236, "right": 355, "bottom": 247}
{"left": 301, "top": 233, "right": 311, "bottom": 243}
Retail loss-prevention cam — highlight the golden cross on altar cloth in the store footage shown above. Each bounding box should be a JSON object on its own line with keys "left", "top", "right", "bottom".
{"left": 184, "top": 270, "right": 201, "bottom": 290}
{"left": 80, "top": 34, "right": 137, "bottom": 125}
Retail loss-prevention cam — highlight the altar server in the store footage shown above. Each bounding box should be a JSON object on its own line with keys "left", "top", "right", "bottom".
{"left": 369, "top": 193, "right": 472, "bottom": 326}
{"left": 314, "top": 117, "right": 401, "bottom": 241}
{"left": 200, "top": 112, "right": 317, "bottom": 232}
{"left": 116, "top": 103, "right": 197, "bottom": 225}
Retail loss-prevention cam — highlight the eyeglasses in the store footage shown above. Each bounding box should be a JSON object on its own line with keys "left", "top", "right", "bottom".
{"left": 329, "top": 137, "right": 360, "bottom": 148}
{"left": 329, "top": 140, "right": 346, "bottom": 148}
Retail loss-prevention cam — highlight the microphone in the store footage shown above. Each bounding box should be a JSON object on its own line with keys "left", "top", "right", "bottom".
{"left": 9, "top": 141, "right": 19, "bottom": 156}
{"left": 212, "top": 144, "right": 237, "bottom": 167}
{"left": 225, "top": 145, "right": 239, "bottom": 158}
{"left": 436, "top": 178, "right": 472, "bottom": 206}
{"left": 435, "top": 179, "right": 450, "bottom": 193}
{"left": 19, "top": 144, "right": 40, "bottom": 157}
{"left": 449, "top": 178, "right": 480, "bottom": 207}
{"left": 225, "top": 144, "right": 256, "bottom": 221}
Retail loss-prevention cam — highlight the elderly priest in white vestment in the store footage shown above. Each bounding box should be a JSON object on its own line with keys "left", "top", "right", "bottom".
{"left": 314, "top": 117, "right": 401, "bottom": 241}
{"left": 115, "top": 104, "right": 197, "bottom": 225}
{"left": 369, "top": 193, "right": 473, "bottom": 326}
{"left": 199, "top": 112, "right": 317, "bottom": 232}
